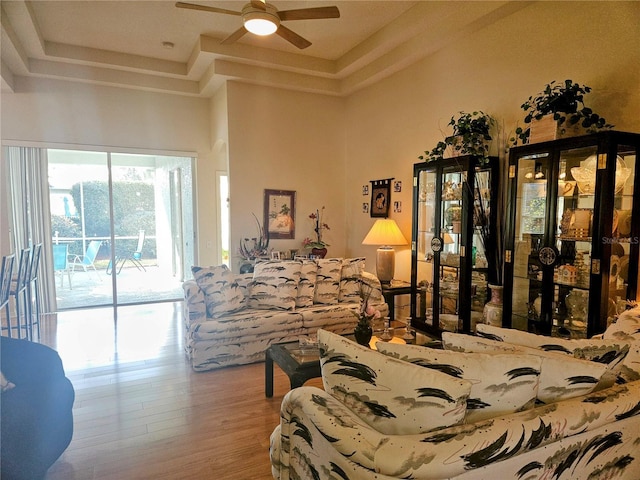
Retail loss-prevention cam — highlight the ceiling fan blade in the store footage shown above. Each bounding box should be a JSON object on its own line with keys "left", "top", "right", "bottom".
{"left": 276, "top": 25, "right": 311, "bottom": 49}
{"left": 175, "top": 2, "right": 241, "bottom": 16}
{"left": 221, "top": 26, "right": 248, "bottom": 45}
{"left": 277, "top": 6, "right": 340, "bottom": 21}
{"left": 250, "top": 0, "right": 267, "bottom": 11}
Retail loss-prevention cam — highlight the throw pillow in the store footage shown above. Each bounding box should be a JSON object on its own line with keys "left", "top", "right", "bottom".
{"left": 192, "top": 265, "right": 246, "bottom": 318}
{"left": 338, "top": 257, "right": 366, "bottom": 303}
{"left": 1, "top": 371, "right": 15, "bottom": 392}
{"left": 248, "top": 260, "right": 302, "bottom": 310}
{"left": 295, "top": 260, "right": 318, "bottom": 308}
{"left": 318, "top": 329, "right": 471, "bottom": 435}
{"left": 476, "top": 324, "right": 630, "bottom": 387}
{"left": 376, "top": 342, "right": 541, "bottom": 423}
{"left": 314, "top": 258, "right": 343, "bottom": 305}
{"left": 442, "top": 332, "right": 607, "bottom": 404}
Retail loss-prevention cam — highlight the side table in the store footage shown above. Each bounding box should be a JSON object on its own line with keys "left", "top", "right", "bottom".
{"left": 381, "top": 280, "right": 412, "bottom": 321}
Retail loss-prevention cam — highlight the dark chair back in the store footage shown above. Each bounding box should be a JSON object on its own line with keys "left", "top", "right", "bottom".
{"left": 14, "top": 248, "right": 31, "bottom": 293}
{"left": 28, "top": 243, "right": 42, "bottom": 283}
{"left": 0, "top": 254, "right": 15, "bottom": 307}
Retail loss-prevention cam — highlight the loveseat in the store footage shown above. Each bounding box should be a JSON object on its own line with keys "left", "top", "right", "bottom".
{"left": 270, "top": 306, "right": 640, "bottom": 479}
{"left": 183, "top": 257, "right": 388, "bottom": 372}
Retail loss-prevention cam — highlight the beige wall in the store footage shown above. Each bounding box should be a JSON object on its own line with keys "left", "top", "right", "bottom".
{"left": 226, "top": 81, "right": 346, "bottom": 270}
{"left": 0, "top": 77, "right": 213, "bottom": 260}
{"left": 345, "top": 1, "right": 640, "bottom": 281}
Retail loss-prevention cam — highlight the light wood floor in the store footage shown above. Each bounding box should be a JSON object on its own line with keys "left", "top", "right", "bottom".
{"left": 36, "top": 302, "right": 323, "bottom": 480}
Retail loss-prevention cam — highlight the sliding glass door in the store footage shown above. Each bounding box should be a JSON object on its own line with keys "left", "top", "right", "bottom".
{"left": 48, "top": 149, "right": 194, "bottom": 309}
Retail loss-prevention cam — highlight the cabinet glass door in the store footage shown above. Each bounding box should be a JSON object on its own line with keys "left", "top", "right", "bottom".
{"left": 553, "top": 146, "right": 597, "bottom": 337}
{"left": 471, "top": 168, "right": 491, "bottom": 316}
{"left": 608, "top": 144, "right": 637, "bottom": 320}
{"left": 510, "top": 153, "right": 551, "bottom": 332}
{"left": 416, "top": 169, "right": 437, "bottom": 328}
{"left": 439, "top": 166, "right": 465, "bottom": 327}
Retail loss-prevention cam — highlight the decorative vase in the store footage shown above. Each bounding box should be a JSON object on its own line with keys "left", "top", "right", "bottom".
{"left": 354, "top": 321, "right": 372, "bottom": 347}
{"left": 483, "top": 284, "right": 503, "bottom": 327}
{"left": 311, "top": 247, "right": 327, "bottom": 258}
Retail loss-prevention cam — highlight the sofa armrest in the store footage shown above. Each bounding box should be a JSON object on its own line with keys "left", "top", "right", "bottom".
{"left": 277, "top": 386, "right": 385, "bottom": 475}
{"left": 183, "top": 279, "right": 206, "bottom": 323}
{"left": 361, "top": 270, "right": 384, "bottom": 304}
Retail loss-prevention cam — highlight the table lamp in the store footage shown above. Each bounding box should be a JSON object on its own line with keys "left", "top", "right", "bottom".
{"left": 362, "top": 218, "right": 408, "bottom": 284}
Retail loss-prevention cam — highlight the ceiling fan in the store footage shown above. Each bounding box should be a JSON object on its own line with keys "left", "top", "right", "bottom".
{"left": 175, "top": 1, "right": 340, "bottom": 49}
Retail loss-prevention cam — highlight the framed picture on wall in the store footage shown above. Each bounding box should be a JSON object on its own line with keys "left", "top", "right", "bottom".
{"left": 370, "top": 180, "right": 391, "bottom": 218}
{"left": 264, "top": 189, "right": 296, "bottom": 239}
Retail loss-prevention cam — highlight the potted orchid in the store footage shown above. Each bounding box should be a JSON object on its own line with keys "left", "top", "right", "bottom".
{"left": 302, "top": 207, "right": 330, "bottom": 258}
{"left": 238, "top": 214, "right": 269, "bottom": 272}
{"left": 352, "top": 277, "right": 381, "bottom": 347}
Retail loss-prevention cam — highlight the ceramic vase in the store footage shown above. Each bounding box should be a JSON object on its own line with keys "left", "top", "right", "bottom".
{"left": 311, "top": 247, "right": 327, "bottom": 258}
{"left": 483, "top": 284, "right": 503, "bottom": 327}
{"left": 354, "top": 321, "right": 372, "bottom": 347}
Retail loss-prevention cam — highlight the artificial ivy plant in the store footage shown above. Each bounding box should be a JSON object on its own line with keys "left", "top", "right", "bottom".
{"left": 513, "top": 79, "right": 613, "bottom": 145}
{"left": 419, "top": 111, "right": 495, "bottom": 164}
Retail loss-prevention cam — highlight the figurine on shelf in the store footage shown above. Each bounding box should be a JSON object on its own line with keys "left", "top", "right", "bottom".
{"left": 574, "top": 251, "right": 590, "bottom": 286}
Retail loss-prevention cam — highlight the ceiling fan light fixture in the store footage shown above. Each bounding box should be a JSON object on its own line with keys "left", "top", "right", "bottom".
{"left": 244, "top": 17, "right": 277, "bottom": 35}
{"left": 242, "top": 4, "right": 279, "bottom": 36}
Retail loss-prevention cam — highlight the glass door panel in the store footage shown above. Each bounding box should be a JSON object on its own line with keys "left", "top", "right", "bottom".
{"left": 553, "top": 146, "right": 597, "bottom": 337}
{"left": 48, "top": 150, "right": 194, "bottom": 309}
{"left": 48, "top": 150, "right": 114, "bottom": 309}
{"left": 416, "top": 169, "right": 436, "bottom": 328}
{"left": 610, "top": 145, "right": 637, "bottom": 318}
{"left": 511, "top": 153, "right": 550, "bottom": 331}
{"left": 471, "top": 169, "right": 491, "bottom": 318}
{"left": 440, "top": 167, "right": 464, "bottom": 322}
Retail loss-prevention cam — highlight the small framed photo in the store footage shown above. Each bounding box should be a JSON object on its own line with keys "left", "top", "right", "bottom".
{"left": 393, "top": 201, "right": 402, "bottom": 213}
{"left": 393, "top": 180, "right": 402, "bottom": 192}
{"left": 362, "top": 203, "right": 369, "bottom": 214}
{"left": 264, "top": 189, "right": 296, "bottom": 239}
{"left": 271, "top": 251, "right": 281, "bottom": 260}
{"left": 362, "top": 185, "right": 369, "bottom": 196}
{"left": 370, "top": 182, "right": 391, "bottom": 218}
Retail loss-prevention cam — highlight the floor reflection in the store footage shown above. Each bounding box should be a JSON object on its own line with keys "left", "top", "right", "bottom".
{"left": 47, "top": 302, "right": 184, "bottom": 371}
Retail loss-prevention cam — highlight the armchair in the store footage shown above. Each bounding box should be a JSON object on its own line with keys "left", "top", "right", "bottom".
{"left": 1, "top": 336, "right": 75, "bottom": 480}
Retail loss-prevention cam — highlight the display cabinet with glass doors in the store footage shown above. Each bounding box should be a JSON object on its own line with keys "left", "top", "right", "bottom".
{"left": 410, "top": 156, "right": 498, "bottom": 337}
{"left": 503, "top": 131, "right": 640, "bottom": 338}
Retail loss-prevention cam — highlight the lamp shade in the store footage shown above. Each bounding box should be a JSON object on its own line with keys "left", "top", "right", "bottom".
{"left": 362, "top": 219, "right": 407, "bottom": 284}
{"left": 362, "top": 219, "right": 408, "bottom": 246}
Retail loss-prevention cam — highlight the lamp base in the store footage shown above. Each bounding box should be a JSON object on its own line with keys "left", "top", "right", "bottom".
{"left": 376, "top": 246, "right": 395, "bottom": 284}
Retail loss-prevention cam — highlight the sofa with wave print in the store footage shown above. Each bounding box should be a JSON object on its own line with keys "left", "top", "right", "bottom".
{"left": 270, "top": 306, "right": 640, "bottom": 479}
{"left": 183, "top": 258, "right": 388, "bottom": 372}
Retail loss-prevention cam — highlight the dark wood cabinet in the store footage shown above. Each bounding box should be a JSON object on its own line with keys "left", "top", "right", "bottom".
{"left": 410, "top": 156, "right": 498, "bottom": 337}
{"left": 503, "top": 131, "right": 640, "bottom": 338}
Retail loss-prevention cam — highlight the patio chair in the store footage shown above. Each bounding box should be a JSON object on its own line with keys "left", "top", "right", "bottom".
{"left": 117, "top": 230, "right": 146, "bottom": 273}
{"left": 70, "top": 240, "right": 102, "bottom": 277}
{"left": 53, "top": 244, "right": 72, "bottom": 290}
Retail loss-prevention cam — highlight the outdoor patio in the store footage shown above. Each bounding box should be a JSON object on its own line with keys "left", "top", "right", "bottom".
{"left": 55, "top": 263, "right": 184, "bottom": 309}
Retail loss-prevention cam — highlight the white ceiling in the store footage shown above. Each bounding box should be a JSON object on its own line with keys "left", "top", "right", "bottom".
{"left": 1, "top": 0, "right": 531, "bottom": 96}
